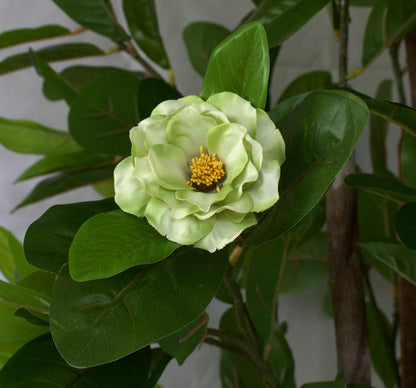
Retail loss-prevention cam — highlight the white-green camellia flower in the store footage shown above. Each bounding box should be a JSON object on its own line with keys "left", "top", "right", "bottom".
{"left": 114, "top": 92, "right": 285, "bottom": 252}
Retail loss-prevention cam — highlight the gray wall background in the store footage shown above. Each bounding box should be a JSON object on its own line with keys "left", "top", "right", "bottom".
{"left": 0, "top": 1, "right": 403, "bottom": 387}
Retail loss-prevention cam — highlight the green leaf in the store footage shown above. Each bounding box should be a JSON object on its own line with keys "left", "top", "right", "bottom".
{"left": 137, "top": 78, "right": 182, "bottom": 119}
{"left": 123, "top": 0, "right": 170, "bottom": 68}
{"left": 359, "top": 242, "right": 416, "bottom": 285}
{"left": 370, "top": 80, "right": 392, "bottom": 175}
{"left": 183, "top": 22, "right": 230, "bottom": 77}
{"left": 24, "top": 199, "right": 117, "bottom": 273}
{"left": 146, "top": 349, "right": 172, "bottom": 388}
{"left": 0, "top": 334, "right": 154, "bottom": 387}
{"left": 0, "top": 43, "right": 104, "bottom": 76}
{"left": 278, "top": 71, "right": 333, "bottom": 103}
{"left": 159, "top": 315, "right": 207, "bottom": 365}
{"left": 366, "top": 303, "right": 397, "bottom": 388}
{"left": 0, "top": 117, "right": 81, "bottom": 155}
{"left": 0, "top": 25, "right": 70, "bottom": 49}
{"left": 14, "top": 308, "right": 49, "bottom": 327}
{"left": 50, "top": 248, "right": 228, "bottom": 367}
{"left": 362, "top": 2, "right": 386, "bottom": 67}
{"left": 68, "top": 73, "right": 141, "bottom": 155}
{"left": 402, "top": 132, "right": 416, "bottom": 189}
{"left": 345, "top": 173, "right": 416, "bottom": 204}
{"left": 43, "top": 65, "right": 138, "bottom": 101}
{"left": 246, "top": 0, "right": 331, "bottom": 48}
{"left": 396, "top": 203, "right": 416, "bottom": 250}
{"left": 52, "top": 0, "right": 128, "bottom": 42}
{"left": 18, "top": 270, "right": 56, "bottom": 298}
{"left": 245, "top": 90, "right": 369, "bottom": 246}
{"left": 30, "top": 49, "right": 78, "bottom": 105}
{"left": 200, "top": 22, "right": 269, "bottom": 109}
{"left": 14, "top": 166, "right": 114, "bottom": 211}
{"left": 0, "top": 227, "right": 34, "bottom": 283}
{"left": 69, "top": 210, "right": 179, "bottom": 281}
{"left": 16, "top": 151, "right": 111, "bottom": 182}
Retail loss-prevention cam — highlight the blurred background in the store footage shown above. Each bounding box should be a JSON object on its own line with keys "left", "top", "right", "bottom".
{"left": 0, "top": 1, "right": 404, "bottom": 386}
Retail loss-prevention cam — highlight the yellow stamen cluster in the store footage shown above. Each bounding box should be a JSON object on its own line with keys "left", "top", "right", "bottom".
{"left": 187, "top": 146, "right": 225, "bottom": 192}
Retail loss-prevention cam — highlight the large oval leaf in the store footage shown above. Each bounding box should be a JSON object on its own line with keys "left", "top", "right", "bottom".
{"left": 50, "top": 248, "right": 228, "bottom": 367}
{"left": 69, "top": 210, "right": 179, "bottom": 281}
{"left": 200, "top": 22, "right": 269, "bottom": 109}
{"left": 245, "top": 90, "right": 369, "bottom": 247}
{"left": 68, "top": 73, "right": 141, "bottom": 155}
{"left": 24, "top": 199, "right": 117, "bottom": 273}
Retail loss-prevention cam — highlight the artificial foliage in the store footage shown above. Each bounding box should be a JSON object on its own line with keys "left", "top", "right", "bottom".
{"left": 1, "top": 0, "right": 416, "bottom": 387}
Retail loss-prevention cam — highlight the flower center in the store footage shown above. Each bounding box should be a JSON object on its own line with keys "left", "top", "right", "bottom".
{"left": 187, "top": 146, "right": 225, "bottom": 192}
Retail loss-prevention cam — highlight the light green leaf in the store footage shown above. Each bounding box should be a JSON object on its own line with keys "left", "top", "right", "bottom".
{"left": 69, "top": 210, "right": 179, "bottom": 281}
{"left": 200, "top": 22, "right": 269, "bottom": 109}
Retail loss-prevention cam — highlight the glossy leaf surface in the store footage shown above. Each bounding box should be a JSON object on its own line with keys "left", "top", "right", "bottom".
{"left": 24, "top": 199, "right": 117, "bottom": 273}
{"left": 396, "top": 203, "right": 416, "bottom": 250}
{"left": 50, "top": 248, "right": 228, "bottom": 367}
{"left": 69, "top": 210, "right": 179, "bottom": 281}
{"left": 200, "top": 22, "right": 269, "bottom": 109}
{"left": 246, "top": 90, "right": 368, "bottom": 246}
{"left": 68, "top": 73, "right": 141, "bottom": 155}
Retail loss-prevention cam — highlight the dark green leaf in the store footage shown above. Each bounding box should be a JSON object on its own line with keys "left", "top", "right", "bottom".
{"left": 137, "top": 78, "right": 182, "bottom": 119}
{"left": 183, "top": 22, "right": 230, "bottom": 77}
{"left": 68, "top": 73, "right": 141, "bottom": 155}
{"left": 246, "top": 90, "right": 369, "bottom": 246}
{"left": 24, "top": 199, "right": 117, "bottom": 273}
{"left": 159, "top": 315, "right": 207, "bottom": 365}
{"left": 362, "top": 3, "right": 386, "bottom": 67}
{"left": 0, "top": 25, "right": 70, "bottom": 49}
{"left": 220, "top": 351, "right": 243, "bottom": 388}
{"left": 370, "top": 80, "right": 392, "bottom": 175}
{"left": 0, "top": 117, "right": 81, "bottom": 155}
{"left": 366, "top": 303, "right": 397, "bottom": 388}
{"left": 0, "top": 227, "right": 34, "bottom": 283}
{"left": 14, "top": 308, "right": 49, "bottom": 326}
{"left": 18, "top": 270, "right": 56, "bottom": 298}
{"left": 145, "top": 349, "right": 172, "bottom": 388}
{"left": 200, "top": 22, "right": 269, "bottom": 109}
{"left": 50, "top": 248, "right": 228, "bottom": 367}
{"left": 93, "top": 179, "right": 115, "bottom": 198}
{"left": 345, "top": 173, "right": 416, "bottom": 204}
{"left": 123, "top": 0, "right": 170, "bottom": 68}
{"left": 16, "top": 151, "right": 111, "bottom": 182}
{"left": 246, "top": 0, "right": 331, "bottom": 48}
{"left": 359, "top": 242, "right": 416, "bottom": 285}
{"left": 0, "top": 43, "right": 104, "bottom": 75}
{"left": 14, "top": 166, "right": 114, "bottom": 211}
{"left": 30, "top": 49, "right": 78, "bottom": 105}
{"left": 402, "top": 132, "right": 416, "bottom": 189}
{"left": 52, "top": 0, "right": 128, "bottom": 42}
{"left": 69, "top": 210, "right": 179, "bottom": 281}
{"left": 43, "top": 65, "right": 138, "bottom": 101}
{"left": 396, "top": 203, "right": 416, "bottom": 250}
{"left": 278, "top": 71, "right": 333, "bottom": 103}
{"left": 0, "top": 334, "right": 153, "bottom": 387}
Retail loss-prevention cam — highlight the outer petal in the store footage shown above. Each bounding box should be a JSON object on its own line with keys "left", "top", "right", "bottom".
{"left": 158, "top": 187, "right": 199, "bottom": 219}
{"left": 130, "top": 125, "right": 147, "bottom": 157}
{"left": 244, "top": 135, "right": 263, "bottom": 171}
{"left": 132, "top": 156, "right": 159, "bottom": 197}
{"left": 166, "top": 106, "right": 216, "bottom": 162}
{"left": 194, "top": 213, "right": 257, "bottom": 252}
{"left": 148, "top": 144, "right": 191, "bottom": 190}
{"left": 151, "top": 100, "right": 186, "bottom": 116}
{"left": 114, "top": 157, "right": 150, "bottom": 217}
{"left": 141, "top": 116, "right": 170, "bottom": 151}
{"left": 178, "top": 96, "right": 216, "bottom": 113}
{"left": 207, "top": 92, "right": 257, "bottom": 138}
{"left": 144, "top": 198, "right": 214, "bottom": 245}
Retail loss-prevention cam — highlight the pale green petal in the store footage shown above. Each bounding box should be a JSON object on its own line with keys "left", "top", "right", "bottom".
{"left": 230, "top": 159, "right": 259, "bottom": 198}
{"left": 178, "top": 95, "right": 204, "bottom": 105}
{"left": 144, "top": 198, "right": 214, "bottom": 245}
{"left": 256, "top": 109, "right": 285, "bottom": 165}
{"left": 151, "top": 100, "right": 185, "bottom": 116}
{"left": 202, "top": 110, "right": 229, "bottom": 125}
{"left": 245, "top": 160, "right": 281, "bottom": 212}
{"left": 194, "top": 193, "right": 253, "bottom": 220}
{"left": 166, "top": 106, "right": 216, "bottom": 162}
{"left": 244, "top": 135, "right": 263, "bottom": 171}
{"left": 158, "top": 187, "right": 199, "bottom": 219}
{"left": 207, "top": 92, "right": 257, "bottom": 138}
{"left": 114, "top": 157, "right": 150, "bottom": 217}
{"left": 207, "top": 123, "right": 248, "bottom": 184}
{"left": 194, "top": 213, "right": 257, "bottom": 252}
{"left": 176, "top": 184, "right": 233, "bottom": 213}
{"left": 148, "top": 144, "right": 190, "bottom": 190}
{"left": 130, "top": 125, "right": 147, "bottom": 157}
{"left": 141, "top": 116, "right": 170, "bottom": 151}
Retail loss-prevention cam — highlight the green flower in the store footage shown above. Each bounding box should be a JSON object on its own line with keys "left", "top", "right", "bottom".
{"left": 114, "top": 92, "right": 285, "bottom": 252}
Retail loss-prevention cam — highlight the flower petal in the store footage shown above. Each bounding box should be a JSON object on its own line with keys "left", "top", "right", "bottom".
{"left": 144, "top": 198, "right": 214, "bottom": 245}
{"left": 244, "top": 135, "right": 263, "bottom": 171}
{"left": 194, "top": 213, "right": 257, "bottom": 252}
{"left": 130, "top": 125, "right": 147, "bottom": 157}
{"left": 165, "top": 106, "right": 217, "bottom": 162}
{"left": 151, "top": 100, "right": 185, "bottom": 116}
{"left": 148, "top": 144, "right": 190, "bottom": 190}
{"left": 114, "top": 157, "right": 150, "bottom": 217}
{"left": 158, "top": 187, "right": 199, "bottom": 219}
{"left": 132, "top": 156, "right": 159, "bottom": 196}
{"left": 207, "top": 92, "right": 257, "bottom": 138}
{"left": 194, "top": 193, "right": 253, "bottom": 220}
